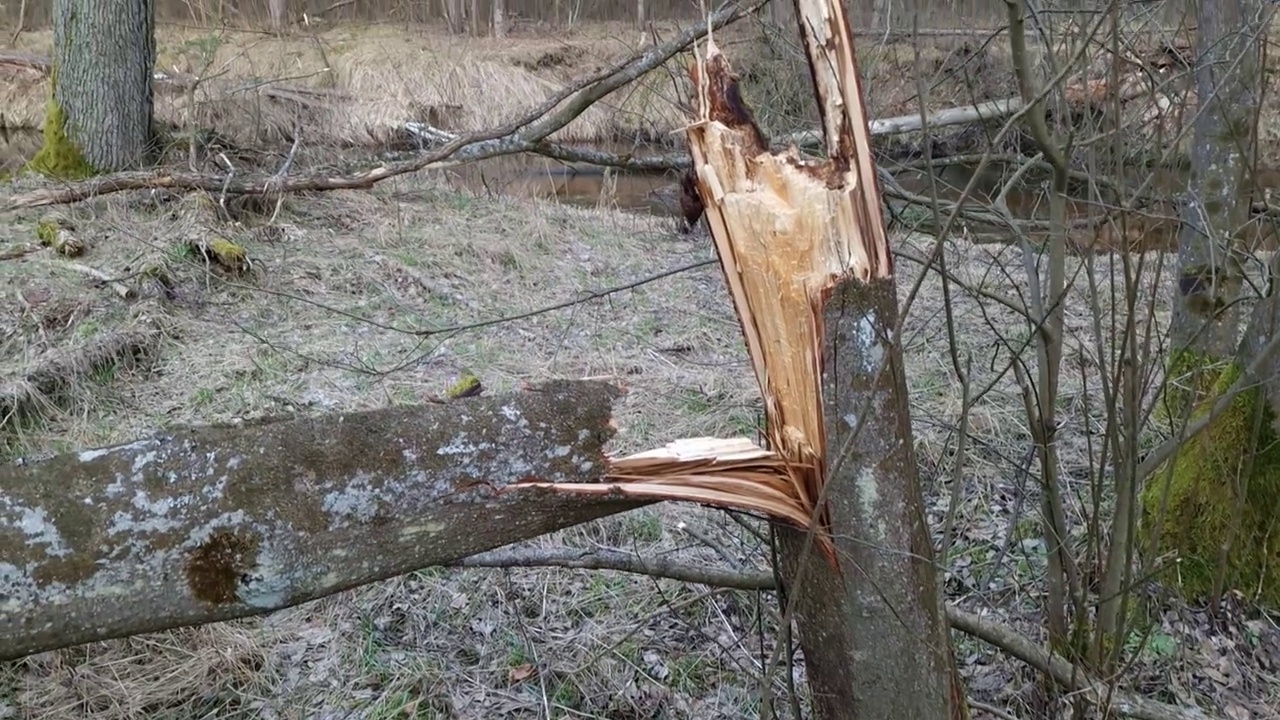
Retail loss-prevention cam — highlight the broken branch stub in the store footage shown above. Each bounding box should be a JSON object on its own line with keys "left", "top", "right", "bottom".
{"left": 0, "top": 380, "right": 646, "bottom": 662}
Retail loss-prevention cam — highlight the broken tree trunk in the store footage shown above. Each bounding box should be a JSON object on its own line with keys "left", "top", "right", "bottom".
{"left": 0, "top": 381, "right": 648, "bottom": 662}
{"left": 682, "top": 1, "right": 964, "bottom": 717}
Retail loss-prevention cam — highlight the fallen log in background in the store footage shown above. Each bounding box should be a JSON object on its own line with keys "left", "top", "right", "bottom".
{"left": 778, "top": 96, "right": 1023, "bottom": 147}
{"left": 0, "top": 380, "right": 648, "bottom": 662}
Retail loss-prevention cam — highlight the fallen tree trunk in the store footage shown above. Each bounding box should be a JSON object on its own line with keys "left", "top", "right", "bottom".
{"left": 0, "top": 381, "right": 648, "bottom": 662}
{"left": 780, "top": 96, "right": 1023, "bottom": 146}
{"left": 1, "top": 377, "right": 818, "bottom": 663}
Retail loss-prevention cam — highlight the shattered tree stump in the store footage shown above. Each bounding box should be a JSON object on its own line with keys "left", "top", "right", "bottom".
{"left": 683, "top": 1, "right": 965, "bottom": 717}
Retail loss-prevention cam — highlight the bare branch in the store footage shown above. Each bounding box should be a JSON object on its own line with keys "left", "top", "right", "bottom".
{"left": 947, "top": 608, "right": 1215, "bottom": 720}
{"left": 443, "top": 547, "right": 1219, "bottom": 720}
{"left": 454, "top": 546, "right": 774, "bottom": 590}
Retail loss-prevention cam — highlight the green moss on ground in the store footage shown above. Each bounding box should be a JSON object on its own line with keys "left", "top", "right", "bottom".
{"left": 1141, "top": 362, "right": 1280, "bottom": 609}
{"left": 35, "top": 219, "right": 59, "bottom": 245}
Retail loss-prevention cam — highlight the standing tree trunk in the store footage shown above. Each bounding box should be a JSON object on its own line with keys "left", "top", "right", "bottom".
{"left": 444, "top": 0, "right": 464, "bottom": 33}
{"left": 1144, "top": 0, "right": 1280, "bottom": 611}
{"left": 685, "top": 0, "right": 965, "bottom": 716}
{"left": 29, "top": 0, "right": 155, "bottom": 177}
{"left": 470, "top": 0, "right": 482, "bottom": 36}
{"left": 1167, "top": 0, "right": 1263, "bottom": 404}
{"left": 492, "top": 0, "right": 506, "bottom": 38}
{"left": 269, "top": 0, "right": 289, "bottom": 33}
{"left": 870, "top": 0, "right": 892, "bottom": 30}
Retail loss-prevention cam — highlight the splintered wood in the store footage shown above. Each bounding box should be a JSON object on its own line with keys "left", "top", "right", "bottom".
{"left": 685, "top": 37, "right": 892, "bottom": 516}
{"left": 521, "top": 11, "right": 893, "bottom": 566}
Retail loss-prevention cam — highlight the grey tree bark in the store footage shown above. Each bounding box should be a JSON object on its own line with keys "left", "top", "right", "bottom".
{"left": 776, "top": 279, "right": 961, "bottom": 719}
{"left": 1170, "top": 0, "right": 1265, "bottom": 365}
{"left": 47, "top": 0, "right": 155, "bottom": 173}
{"left": 0, "top": 381, "right": 647, "bottom": 662}
{"left": 269, "top": 0, "right": 289, "bottom": 32}
{"left": 493, "top": 0, "right": 506, "bottom": 38}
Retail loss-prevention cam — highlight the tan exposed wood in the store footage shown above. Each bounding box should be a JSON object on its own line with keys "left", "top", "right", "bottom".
{"left": 673, "top": 1, "right": 964, "bottom": 717}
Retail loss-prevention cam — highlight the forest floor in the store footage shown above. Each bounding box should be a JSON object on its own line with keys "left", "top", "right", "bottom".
{"left": 1, "top": 16, "right": 1280, "bottom": 720}
{"left": 1, "top": 168, "right": 1278, "bottom": 718}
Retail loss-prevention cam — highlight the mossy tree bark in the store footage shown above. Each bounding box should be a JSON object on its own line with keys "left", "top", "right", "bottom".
{"left": 1148, "top": 0, "right": 1280, "bottom": 611}
{"left": 39, "top": 0, "right": 156, "bottom": 175}
{"left": 0, "top": 381, "right": 649, "bottom": 662}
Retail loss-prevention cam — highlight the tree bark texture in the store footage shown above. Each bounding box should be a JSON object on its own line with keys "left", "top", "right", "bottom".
{"left": 1171, "top": 0, "right": 1265, "bottom": 359}
{"left": 777, "top": 279, "right": 960, "bottom": 720}
{"left": 683, "top": 0, "right": 963, "bottom": 716}
{"left": 492, "top": 0, "right": 506, "bottom": 38}
{"left": 268, "top": 0, "right": 288, "bottom": 31}
{"left": 52, "top": 0, "right": 155, "bottom": 172}
{"left": 0, "top": 381, "right": 646, "bottom": 662}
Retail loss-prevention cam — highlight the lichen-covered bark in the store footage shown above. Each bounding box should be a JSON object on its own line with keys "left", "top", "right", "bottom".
{"left": 47, "top": 0, "right": 155, "bottom": 172}
{"left": 1170, "top": 0, "right": 1261, "bottom": 367}
{"left": 0, "top": 380, "right": 642, "bottom": 662}
{"left": 777, "top": 279, "right": 958, "bottom": 720}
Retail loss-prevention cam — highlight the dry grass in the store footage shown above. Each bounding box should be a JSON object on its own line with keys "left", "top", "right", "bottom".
{"left": 3, "top": 22, "right": 712, "bottom": 150}
{"left": 6, "top": 15, "right": 1280, "bottom": 167}
{"left": 1, "top": 161, "right": 1277, "bottom": 717}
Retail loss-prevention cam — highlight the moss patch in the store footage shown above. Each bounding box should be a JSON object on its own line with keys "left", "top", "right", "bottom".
{"left": 26, "top": 89, "right": 96, "bottom": 180}
{"left": 1161, "top": 347, "right": 1232, "bottom": 424}
{"left": 1142, "top": 362, "right": 1280, "bottom": 609}
{"left": 189, "top": 237, "right": 251, "bottom": 274}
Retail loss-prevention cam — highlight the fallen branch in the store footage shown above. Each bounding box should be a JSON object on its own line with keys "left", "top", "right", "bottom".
{"left": 780, "top": 96, "right": 1024, "bottom": 146}
{"left": 62, "top": 261, "right": 133, "bottom": 299}
{"left": 0, "top": 52, "right": 48, "bottom": 73}
{"left": 946, "top": 608, "right": 1214, "bottom": 720}
{"left": 1, "top": 321, "right": 163, "bottom": 432}
{"left": 1, "top": 380, "right": 821, "bottom": 662}
{"left": 454, "top": 545, "right": 772, "bottom": 590}
{"left": 2, "top": 0, "right": 764, "bottom": 212}
{"left": 0, "top": 243, "right": 43, "bottom": 261}
{"left": 0, "top": 381, "right": 643, "bottom": 661}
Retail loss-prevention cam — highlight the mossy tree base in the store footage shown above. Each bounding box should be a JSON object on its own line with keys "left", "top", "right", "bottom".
{"left": 1142, "top": 362, "right": 1280, "bottom": 609}
{"left": 25, "top": 72, "right": 96, "bottom": 180}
